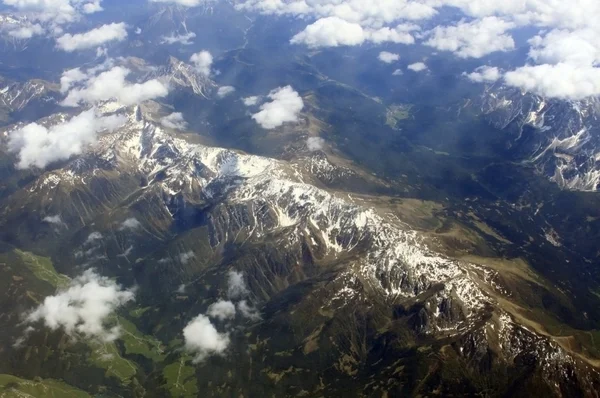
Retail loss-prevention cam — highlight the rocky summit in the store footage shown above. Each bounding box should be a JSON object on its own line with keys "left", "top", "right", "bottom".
{"left": 0, "top": 1, "right": 599, "bottom": 397}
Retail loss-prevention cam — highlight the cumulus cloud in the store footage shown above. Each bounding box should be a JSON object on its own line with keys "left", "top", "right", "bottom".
{"left": 179, "top": 251, "right": 195, "bottom": 264}
{"left": 527, "top": 29, "right": 600, "bottom": 67}
{"left": 82, "top": 0, "right": 102, "bottom": 13}
{"left": 237, "top": 0, "right": 437, "bottom": 26}
{"left": 43, "top": 215, "right": 65, "bottom": 227}
{"left": 160, "top": 31, "right": 196, "bottom": 45}
{"left": 466, "top": 66, "right": 502, "bottom": 83}
{"left": 56, "top": 23, "right": 128, "bottom": 52}
{"left": 307, "top": 137, "right": 325, "bottom": 151}
{"left": 504, "top": 63, "right": 600, "bottom": 100}
{"left": 183, "top": 314, "right": 230, "bottom": 362}
{"left": 227, "top": 270, "right": 249, "bottom": 299}
{"left": 425, "top": 17, "right": 515, "bottom": 58}
{"left": 499, "top": 26, "right": 600, "bottom": 99}
{"left": 150, "top": 0, "right": 203, "bottom": 6}
{"left": 160, "top": 112, "right": 188, "bottom": 130}
{"left": 7, "top": 23, "right": 44, "bottom": 39}
{"left": 217, "top": 86, "right": 236, "bottom": 98}
{"left": 190, "top": 51, "right": 213, "bottom": 77}
{"left": 237, "top": 300, "right": 261, "bottom": 321}
{"left": 8, "top": 109, "right": 126, "bottom": 169}
{"left": 85, "top": 232, "right": 103, "bottom": 245}
{"left": 25, "top": 270, "right": 135, "bottom": 342}
{"left": 237, "top": 0, "right": 600, "bottom": 100}
{"left": 242, "top": 96, "right": 260, "bottom": 106}
{"left": 2, "top": 0, "right": 104, "bottom": 25}
{"left": 119, "top": 218, "right": 141, "bottom": 231}
{"left": 378, "top": 51, "right": 400, "bottom": 64}
{"left": 182, "top": 270, "right": 260, "bottom": 361}
{"left": 290, "top": 17, "right": 366, "bottom": 48}
{"left": 59, "top": 60, "right": 115, "bottom": 94}
{"left": 392, "top": 69, "right": 404, "bottom": 76}
{"left": 251, "top": 86, "right": 304, "bottom": 129}
{"left": 207, "top": 300, "right": 236, "bottom": 321}
{"left": 368, "top": 24, "right": 418, "bottom": 44}
{"left": 61, "top": 66, "right": 169, "bottom": 107}
{"left": 408, "top": 62, "right": 428, "bottom": 72}
{"left": 290, "top": 17, "right": 418, "bottom": 48}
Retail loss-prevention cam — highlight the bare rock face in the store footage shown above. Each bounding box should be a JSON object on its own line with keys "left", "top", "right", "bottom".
{"left": 480, "top": 85, "right": 600, "bottom": 191}
{"left": 0, "top": 103, "right": 597, "bottom": 396}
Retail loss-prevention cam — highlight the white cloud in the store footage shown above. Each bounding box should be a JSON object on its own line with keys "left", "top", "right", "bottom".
{"left": 183, "top": 314, "right": 230, "bottom": 362}
{"left": 60, "top": 59, "right": 115, "bottom": 94}
{"left": 368, "top": 23, "right": 418, "bottom": 44}
{"left": 180, "top": 251, "right": 195, "bottom": 264}
{"left": 237, "top": 300, "right": 261, "bottom": 321}
{"left": 160, "top": 112, "right": 188, "bottom": 130}
{"left": 378, "top": 51, "right": 400, "bottom": 64}
{"left": 291, "top": 17, "right": 419, "bottom": 48}
{"left": 207, "top": 300, "right": 236, "bottom": 321}
{"left": 504, "top": 63, "right": 600, "bottom": 100}
{"left": 8, "top": 109, "right": 126, "bottom": 169}
{"left": 466, "top": 66, "right": 501, "bottom": 83}
{"left": 290, "top": 17, "right": 366, "bottom": 48}
{"left": 424, "top": 17, "right": 515, "bottom": 58}
{"left": 441, "top": 0, "right": 600, "bottom": 32}
{"left": 84, "top": 232, "right": 103, "bottom": 245}
{"left": 25, "top": 269, "right": 135, "bottom": 342}
{"left": 527, "top": 29, "right": 600, "bottom": 67}
{"left": 2, "top": 0, "right": 104, "bottom": 25}
{"left": 217, "top": 86, "right": 236, "bottom": 98}
{"left": 150, "top": 0, "right": 203, "bottom": 6}
{"left": 307, "top": 137, "right": 325, "bottom": 151}
{"left": 82, "top": 0, "right": 102, "bottom": 13}
{"left": 61, "top": 66, "right": 169, "bottom": 107}
{"left": 242, "top": 96, "right": 260, "bottom": 106}
{"left": 236, "top": 0, "right": 600, "bottom": 100}
{"left": 190, "top": 51, "right": 213, "bottom": 77}
{"left": 227, "top": 270, "right": 249, "bottom": 299}
{"left": 7, "top": 23, "right": 44, "bottom": 39}
{"left": 43, "top": 215, "right": 64, "bottom": 226}
{"left": 56, "top": 23, "right": 128, "bottom": 52}
{"left": 252, "top": 86, "right": 304, "bottom": 129}
{"left": 392, "top": 69, "right": 403, "bottom": 76}
{"left": 408, "top": 62, "right": 427, "bottom": 72}
{"left": 119, "top": 218, "right": 141, "bottom": 231}
{"left": 237, "top": 0, "right": 437, "bottom": 26}
{"left": 160, "top": 31, "right": 196, "bottom": 46}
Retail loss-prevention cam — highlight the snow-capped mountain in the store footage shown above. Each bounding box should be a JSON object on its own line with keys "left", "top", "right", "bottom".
{"left": 1, "top": 103, "right": 597, "bottom": 394}
{"left": 123, "top": 56, "right": 216, "bottom": 98}
{"left": 481, "top": 86, "right": 600, "bottom": 191}
{"left": 0, "top": 79, "right": 59, "bottom": 112}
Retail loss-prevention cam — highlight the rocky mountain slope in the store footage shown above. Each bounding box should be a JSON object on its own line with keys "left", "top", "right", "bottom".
{"left": 480, "top": 85, "right": 600, "bottom": 192}
{"left": 0, "top": 101, "right": 598, "bottom": 396}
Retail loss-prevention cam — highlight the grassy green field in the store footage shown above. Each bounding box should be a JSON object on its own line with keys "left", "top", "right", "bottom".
{"left": 15, "top": 249, "right": 70, "bottom": 289}
{"left": 163, "top": 355, "right": 198, "bottom": 397}
{"left": 0, "top": 374, "right": 90, "bottom": 398}
{"left": 118, "top": 316, "right": 166, "bottom": 363}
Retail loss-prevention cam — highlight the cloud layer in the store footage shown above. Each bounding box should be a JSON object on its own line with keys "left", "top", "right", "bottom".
{"left": 238, "top": 0, "right": 600, "bottom": 99}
